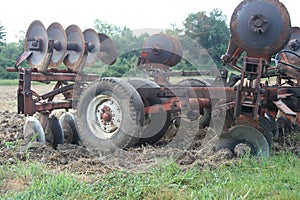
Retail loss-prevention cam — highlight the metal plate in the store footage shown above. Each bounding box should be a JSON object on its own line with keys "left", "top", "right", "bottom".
{"left": 47, "top": 22, "right": 67, "bottom": 68}
{"left": 63, "top": 25, "right": 85, "bottom": 70}
{"left": 83, "top": 29, "right": 101, "bottom": 67}
{"left": 230, "top": 0, "right": 291, "bottom": 56}
{"left": 217, "top": 125, "right": 270, "bottom": 157}
{"left": 98, "top": 33, "right": 118, "bottom": 65}
{"left": 25, "top": 20, "right": 49, "bottom": 69}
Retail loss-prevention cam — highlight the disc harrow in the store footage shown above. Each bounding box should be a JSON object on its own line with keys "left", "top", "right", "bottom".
{"left": 6, "top": 0, "right": 300, "bottom": 156}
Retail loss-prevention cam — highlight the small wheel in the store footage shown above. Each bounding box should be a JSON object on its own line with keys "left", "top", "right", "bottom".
{"left": 45, "top": 114, "right": 64, "bottom": 149}
{"left": 128, "top": 78, "right": 171, "bottom": 145}
{"left": 217, "top": 125, "right": 270, "bottom": 157}
{"left": 59, "top": 112, "right": 80, "bottom": 145}
{"left": 23, "top": 116, "right": 46, "bottom": 144}
{"left": 76, "top": 78, "right": 145, "bottom": 151}
{"left": 177, "top": 78, "right": 211, "bottom": 128}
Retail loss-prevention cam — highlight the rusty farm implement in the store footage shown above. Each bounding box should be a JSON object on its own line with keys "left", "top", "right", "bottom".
{"left": 7, "top": 0, "right": 300, "bottom": 157}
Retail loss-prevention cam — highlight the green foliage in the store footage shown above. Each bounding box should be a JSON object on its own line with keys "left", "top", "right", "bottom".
{"left": 0, "top": 22, "right": 6, "bottom": 45}
{"left": 93, "top": 19, "right": 121, "bottom": 38}
{"left": 92, "top": 20, "right": 149, "bottom": 77}
{"left": 0, "top": 40, "right": 28, "bottom": 79}
{"left": 1, "top": 152, "right": 299, "bottom": 199}
{"left": 183, "top": 8, "right": 230, "bottom": 67}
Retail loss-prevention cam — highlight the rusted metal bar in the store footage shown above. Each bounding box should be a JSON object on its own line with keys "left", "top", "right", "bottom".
{"left": 144, "top": 98, "right": 211, "bottom": 114}
{"left": 35, "top": 101, "right": 73, "bottom": 112}
{"left": 7, "top": 67, "right": 99, "bottom": 82}
{"left": 161, "top": 68, "right": 225, "bottom": 77}
{"left": 19, "top": 69, "right": 35, "bottom": 115}
{"left": 273, "top": 100, "right": 297, "bottom": 116}
{"left": 40, "top": 84, "right": 74, "bottom": 100}
{"left": 30, "top": 73, "right": 99, "bottom": 82}
{"left": 38, "top": 112, "right": 50, "bottom": 130}
{"left": 137, "top": 87, "right": 236, "bottom": 100}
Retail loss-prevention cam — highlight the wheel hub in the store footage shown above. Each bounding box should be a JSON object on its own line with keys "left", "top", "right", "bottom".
{"left": 234, "top": 143, "right": 252, "bottom": 157}
{"left": 216, "top": 125, "right": 270, "bottom": 157}
{"left": 87, "top": 95, "right": 122, "bottom": 139}
{"left": 101, "top": 106, "right": 113, "bottom": 122}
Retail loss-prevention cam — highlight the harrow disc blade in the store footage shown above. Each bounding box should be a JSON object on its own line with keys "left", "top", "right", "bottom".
{"left": 281, "top": 27, "right": 300, "bottom": 66}
{"left": 98, "top": 33, "right": 118, "bottom": 65}
{"left": 23, "top": 116, "right": 46, "bottom": 144}
{"left": 264, "top": 112, "right": 279, "bottom": 139}
{"left": 140, "top": 34, "right": 183, "bottom": 67}
{"left": 83, "top": 29, "right": 101, "bottom": 67}
{"left": 230, "top": 0, "right": 291, "bottom": 57}
{"left": 258, "top": 116, "right": 274, "bottom": 144}
{"left": 63, "top": 24, "right": 85, "bottom": 71}
{"left": 217, "top": 125, "right": 270, "bottom": 157}
{"left": 47, "top": 22, "right": 67, "bottom": 68}
{"left": 24, "top": 20, "right": 49, "bottom": 70}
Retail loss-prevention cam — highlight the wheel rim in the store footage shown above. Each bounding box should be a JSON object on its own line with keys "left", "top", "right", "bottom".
{"left": 87, "top": 94, "right": 122, "bottom": 139}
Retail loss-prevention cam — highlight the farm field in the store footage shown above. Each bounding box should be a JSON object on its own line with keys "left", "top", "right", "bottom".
{"left": 0, "top": 84, "right": 299, "bottom": 199}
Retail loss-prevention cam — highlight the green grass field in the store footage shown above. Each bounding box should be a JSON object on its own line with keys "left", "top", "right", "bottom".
{"left": 0, "top": 152, "right": 299, "bottom": 199}
{"left": 0, "top": 79, "right": 19, "bottom": 85}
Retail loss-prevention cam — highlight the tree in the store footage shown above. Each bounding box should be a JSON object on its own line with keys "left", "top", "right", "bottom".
{"left": 183, "top": 9, "right": 230, "bottom": 67}
{"left": 91, "top": 20, "right": 149, "bottom": 77}
{"left": 0, "top": 22, "right": 6, "bottom": 45}
{"left": 0, "top": 41, "right": 26, "bottom": 79}
{"left": 93, "top": 19, "right": 121, "bottom": 37}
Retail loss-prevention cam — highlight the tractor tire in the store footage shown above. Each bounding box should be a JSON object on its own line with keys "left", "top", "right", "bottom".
{"left": 128, "top": 78, "right": 171, "bottom": 145}
{"left": 76, "top": 77, "right": 145, "bottom": 152}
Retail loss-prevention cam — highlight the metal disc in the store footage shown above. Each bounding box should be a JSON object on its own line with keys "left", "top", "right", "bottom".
{"left": 264, "top": 112, "right": 279, "bottom": 139}
{"left": 217, "top": 125, "right": 270, "bottom": 157}
{"left": 230, "top": 0, "right": 291, "bottom": 56}
{"left": 281, "top": 27, "right": 300, "bottom": 66}
{"left": 258, "top": 116, "right": 274, "bottom": 145}
{"left": 63, "top": 25, "right": 85, "bottom": 70}
{"left": 98, "top": 33, "right": 118, "bottom": 65}
{"left": 141, "top": 34, "right": 182, "bottom": 67}
{"left": 45, "top": 114, "right": 64, "bottom": 149}
{"left": 83, "top": 29, "right": 101, "bottom": 67}
{"left": 47, "top": 22, "right": 67, "bottom": 68}
{"left": 23, "top": 116, "right": 46, "bottom": 144}
{"left": 25, "top": 20, "right": 49, "bottom": 69}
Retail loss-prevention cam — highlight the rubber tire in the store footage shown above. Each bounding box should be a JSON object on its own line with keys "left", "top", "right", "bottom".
{"left": 23, "top": 116, "right": 46, "bottom": 144}
{"left": 45, "top": 114, "right": 64, "bottom": 149}
{"left": 128, "top": 78, "right": 171, "bottom": 145}
{"left": 176, "top": 78, "right": 211, "bottom": 128}
{"left": 76, "top": 77, "right": 145, "bottom": 152}
{"left": 59, "top": 112, "right": 80, "bottom": 145}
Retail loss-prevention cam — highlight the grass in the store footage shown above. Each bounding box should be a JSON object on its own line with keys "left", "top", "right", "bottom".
{"left": 0, "top": 79, "right": 19, "bottom": 85}
{"left": 0, "top": 152, "right": 299, "bottom": 200}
